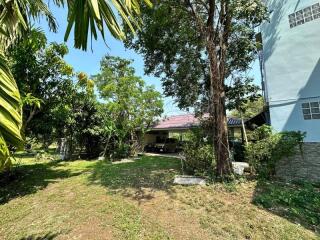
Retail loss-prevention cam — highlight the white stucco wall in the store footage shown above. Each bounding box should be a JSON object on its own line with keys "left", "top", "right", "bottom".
{"left": 262, "top": 0, "right": 320, "bottom": 142}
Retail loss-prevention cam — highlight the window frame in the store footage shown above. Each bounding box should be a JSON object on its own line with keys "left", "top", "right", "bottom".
{"left": 301, "top": 101, "right": 320, "bottom": 120}
{"left": 289, "top": 3, "right": 320, "bottom": 28}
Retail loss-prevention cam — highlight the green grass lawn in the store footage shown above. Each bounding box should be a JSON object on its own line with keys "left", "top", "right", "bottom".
{"left": 0, "top": 153, "right": 319, "bottom": 240}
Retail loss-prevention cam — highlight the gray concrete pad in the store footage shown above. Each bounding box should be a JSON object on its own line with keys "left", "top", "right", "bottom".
{"left": 173, "top": 175, "right": 206, "bottom": 185}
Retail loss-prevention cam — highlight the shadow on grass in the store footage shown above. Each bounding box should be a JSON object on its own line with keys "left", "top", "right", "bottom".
{"left": 19, "top": 232, "right": 59, "bottom": 240}
{"left": 0, "top": 160, "right": 83, "bottom": 205}
{"left": 87, "top": 156, "right": 182, "bottom": 202}
{"left": 14, "top": 148, "right": 58, "bottom": 158}
{"left": 253, "top": 180, "right": 320, "bottom": 233}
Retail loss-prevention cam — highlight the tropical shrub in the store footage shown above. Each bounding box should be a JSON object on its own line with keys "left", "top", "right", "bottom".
{"left": 112, "top": 143, "right": 131, "bottom": 160}
{"left": 245, "top": 125, "right": 305, "bottom": 179}
{"left": 182, "top": 129, "right": 215, "bottom": 177}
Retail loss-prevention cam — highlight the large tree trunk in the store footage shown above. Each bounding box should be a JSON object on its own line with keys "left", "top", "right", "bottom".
{"left": 207, "top": 31, "right": 233, "bottom": 178}
{"left": 212, "top": 89, "right": 232, "bottom": 177}
{"left": 209, "top": 74, "right": 233, "bottom": 177}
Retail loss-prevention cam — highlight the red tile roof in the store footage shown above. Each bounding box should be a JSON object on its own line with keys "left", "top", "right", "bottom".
{"left": 151, "top": 114, "right": 241, "bottom": 130}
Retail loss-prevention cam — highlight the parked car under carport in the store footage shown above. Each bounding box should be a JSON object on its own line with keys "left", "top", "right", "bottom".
{"left": 144, "top": 138, "right": 179, "bottom": 153}
{"left": 154, "top": 138, "right": 178, "bottom": 153}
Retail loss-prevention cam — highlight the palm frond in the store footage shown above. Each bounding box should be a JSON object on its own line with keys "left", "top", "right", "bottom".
{"left": 0, "top": 0, "right": 57, "bottom": 51}
{"left": 60, "top": 0, "right": 152, "bottom": 50}
{"left": 0, "top": 52, "right": 23, "bottom": 171}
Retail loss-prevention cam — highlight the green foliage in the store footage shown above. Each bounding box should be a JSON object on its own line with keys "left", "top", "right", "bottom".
{"left": 21, "top": 93, "right": 43, "bottom": 110}
{"left": 125, "top": 1, "right": 206, "bottom": 109}
{"left": 50, "top": 78, "right": 104, "bottom": 159}
{"left": 226, "top": 76, "right": 261, "bottom": 115}
{"left": 231, "top": 141, "right": 245, "bottom": 162}
{"left": 0, "top": 0, "right": 151, "bottom": 172}
{"left": 254, "top": 181, "right": 320, "bottom": 231}
{"left": 77, "top": 72, "right": 94, "bottom": 95}
{"left": 124, "top": 0, "right": 268, "bottom": 176}
{"left": 124, "top": 0, "right": 268, "bottom": 111}
{"left": 245, "top": 125, "right": 305, "bottom": 179}
{"left": 111, "top": 143, "right": 130, "bottom": 160}
{"left": 0, "top": 53, "right": 23, "bottom": 171}
{"left": 0, "top": 1, "right": 57, "bottom": 51}
{"left": 0, "top": 0, "right": 151, "bottom": 51}
{"left": 0, "top": 134, "right": 13, "bottom": 171}
{"left": 94, "top": 56, "right": 163, "bottom": 158}
{"left": 8, "top": 29, "right": 74, "bottom": 138}
{"left": 9, "top": 42, "right": 162, "bottom": 160}
{"left": 54, "top": 0, "right": 153, "bottom": 50}
{"left": 72, "top": 97, "right": 105, "bottom": 158}
{"left": 182, "top": 129, "right": 215, "bottom": 177}
{"left": 230, "top": 96, "right": 265, "bottom": 119}
{"left": 8, "top": 29, "right": 102, "bottom": 158}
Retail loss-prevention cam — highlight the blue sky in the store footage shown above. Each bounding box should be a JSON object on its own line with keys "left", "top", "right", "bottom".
{"left": 38, "top": 5, "right": 261, "bottom": 116}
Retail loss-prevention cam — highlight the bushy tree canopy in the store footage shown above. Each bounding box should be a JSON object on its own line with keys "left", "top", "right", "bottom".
{"left": 8, "top": 29, "right": 73, "bottom": 135}
{"left": 125, "top": 0, "right": 267, "bottom": 112}
{"left": 94, "top": 56, "right": 163, "bottom": 157}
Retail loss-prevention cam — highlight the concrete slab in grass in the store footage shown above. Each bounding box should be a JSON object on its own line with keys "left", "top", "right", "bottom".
{"left": 174, "top": 175, "right": 206, "bottom": 185}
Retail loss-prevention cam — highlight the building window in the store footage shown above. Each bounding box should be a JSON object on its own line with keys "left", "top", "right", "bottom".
{"left": 302, "top": 101, "right": 320, "bottom": 120}
{"left": 289, "top": 3, "right": 320, "bottom": 28}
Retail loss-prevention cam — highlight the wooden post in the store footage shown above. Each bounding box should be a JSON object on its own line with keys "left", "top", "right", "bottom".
{"left": 240, "top": 112, "right": 248, "bottom": 145}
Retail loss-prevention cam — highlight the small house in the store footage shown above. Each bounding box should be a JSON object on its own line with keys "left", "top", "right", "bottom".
{"left": 143, "top": 114, "right": 244, "bottom": 146}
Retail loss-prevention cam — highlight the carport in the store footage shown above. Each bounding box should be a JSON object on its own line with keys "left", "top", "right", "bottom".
{"left": 142, "top": 114, "right": 244, "bottom": 147}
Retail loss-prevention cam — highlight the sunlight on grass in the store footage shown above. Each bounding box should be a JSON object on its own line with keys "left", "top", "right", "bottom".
{"left": 253, "top": 181, "right": 320, "bottom": 232}
{"left": 0, "top": 154, "right": 318, "bottom": 240}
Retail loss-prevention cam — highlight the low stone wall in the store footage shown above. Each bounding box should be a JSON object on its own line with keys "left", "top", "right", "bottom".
{"left": 276, "top": 142, "right": 320, "bottom": 183}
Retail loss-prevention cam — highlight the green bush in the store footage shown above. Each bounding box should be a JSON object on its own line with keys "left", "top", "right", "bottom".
{"left": 111, "top": 142, "right": 130, "bottom": 160}
{"left": 254, "top": 181, "right": 320, "bottom": 230}
{"left": 245, "top": 125, "right": 305, "bottom": 179}
{"left": 182, "top": 129, "right": 215, "bottom": 177}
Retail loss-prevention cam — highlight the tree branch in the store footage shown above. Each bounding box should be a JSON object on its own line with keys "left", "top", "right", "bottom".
{"left": 184, "top": 0, "right": 206, "bottom": 36}
{"left": 207, "top": 0, "right": 215, "bottom": 27}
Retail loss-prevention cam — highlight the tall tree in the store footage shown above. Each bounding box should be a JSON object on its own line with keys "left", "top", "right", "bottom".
{"left": 8, "top": 29, "right": 73, "bottom": 134}
{"left": 125, "top": 0, "right": 267, "bottom": 177}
